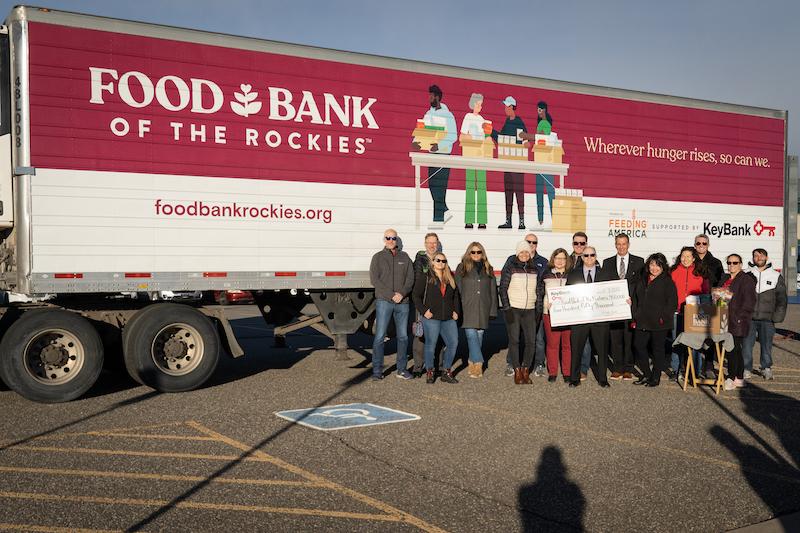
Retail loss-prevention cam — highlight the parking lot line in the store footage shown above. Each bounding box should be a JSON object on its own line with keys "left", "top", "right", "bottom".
{"left": 188, "top": 421, "right": 450, "bottom": 533}
{"left": 424, "top": 393, "right": 800, "bottom": 486}
{"left": 0, "top": 491, "right": 403, "bottom": 523}
{"left": 5, "top": 445, "right": 277, "bottom": 463}
{"left": 0, "top": 524, "right": 119, "bottom": 532}
{"left": 0, "top": 466, "right": 321, "bottom": 487}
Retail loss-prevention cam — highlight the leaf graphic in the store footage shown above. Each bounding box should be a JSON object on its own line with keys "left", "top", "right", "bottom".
{"left": 231, "top": 101, "right": 248, "bottom": 117}
{"left": 247, "top": 101, "right": 262, "bottom": 114}
{"left": 243, "top": 91, "right": 258, "bottom": 103}
{"left": 235, "top": 92, "right": 248, "bottom": 104}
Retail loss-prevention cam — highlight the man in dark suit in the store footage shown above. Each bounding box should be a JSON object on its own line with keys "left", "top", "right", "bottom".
{"left": 567, "top": 246, "right": 612, "bottom": 388}
{"left": 602, "top": 234, "right": 644, "bottom": 381}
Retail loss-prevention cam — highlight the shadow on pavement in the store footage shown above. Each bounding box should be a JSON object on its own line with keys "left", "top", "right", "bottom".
{"left": 518, "top": 446, "right": 585, "bottom": 532}
{"left": 707, "top": 383, "right": 800, "bottom": 527}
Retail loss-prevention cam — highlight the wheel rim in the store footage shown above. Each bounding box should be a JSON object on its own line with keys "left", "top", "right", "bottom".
{"left": 23, "top": 329, "right": 85, "bottom": 385}
{"left": 151, "top": 323, "right": 205, "bottom": 376}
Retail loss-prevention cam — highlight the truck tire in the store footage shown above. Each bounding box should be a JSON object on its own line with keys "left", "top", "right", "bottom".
{"left": 123, "top": 303, "right": 220, "bottom": 392}
{"left": 0, "top": 309, "right": 104, "bottom": 403}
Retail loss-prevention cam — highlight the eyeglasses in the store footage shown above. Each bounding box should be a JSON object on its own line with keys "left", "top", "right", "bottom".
{"left": 469, "top": 250, "right": 483, "bottom": 255}
{"left": 727, "top": 261, "right": 740, "bottom": 265}
{"left": 526, "top": 240, "right": 538, "bottom": 245}
{"left": 573, "top": 241, "right": 586, "bottom": 246}
{"left": 695, "top": 241, "right": 708, "bottom": 246}
{"left": 582, "top": 253, "right": 596, "bottom": 257}
{"left": 385, "top": 236, "right": 397, "bottom": 241}
{"left": 434, "top": 258, "right": 447, "bottom": 264}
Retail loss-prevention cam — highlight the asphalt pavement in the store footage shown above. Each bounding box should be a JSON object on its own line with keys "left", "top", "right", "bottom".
{"left": 1, "top": 303, "right": 799, "bottom": 532}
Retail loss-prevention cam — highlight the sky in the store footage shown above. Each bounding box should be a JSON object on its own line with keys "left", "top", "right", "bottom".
{"left": 1, "top": 0, "right": 797, "bottom": 157}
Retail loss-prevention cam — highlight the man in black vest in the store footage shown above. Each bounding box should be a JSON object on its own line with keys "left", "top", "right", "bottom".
{"left": 567, "top": 246, "right": 612, "bottom": 388}
{"left": 602, "top": 234, "right": 644, "bottom": 381}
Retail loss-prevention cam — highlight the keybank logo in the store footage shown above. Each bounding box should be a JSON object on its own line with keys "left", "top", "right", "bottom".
{"left": 702, "top": 220, "right": 776, "bottom": 237}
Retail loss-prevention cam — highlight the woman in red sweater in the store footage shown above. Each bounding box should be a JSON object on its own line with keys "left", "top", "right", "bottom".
{"left": 669, "top": 247, "right": 709, "bottom": 380}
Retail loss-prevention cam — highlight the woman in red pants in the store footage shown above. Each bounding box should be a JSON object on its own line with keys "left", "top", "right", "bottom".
{"left": 537, "top": 248, "right": 573, "bottom": 382}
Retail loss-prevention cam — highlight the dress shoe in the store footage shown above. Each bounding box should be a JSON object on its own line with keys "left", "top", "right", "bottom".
{"left": 521, "top": 368, "right": 532, "bottom": 384}
{"left": 569, "top": 380, "right": 580, "bottom": 388}
{"left": 610, "top": 372, "right": 623, "bottom": 381}
{"left": 478, "top": 224, "right": 486, "bottom": 229}
{"left": 598, "top": 381, "right": 611, "bottom": 388}
{"left": 548, "top": 376, "right": 557, "bottom": 383}
{"left": 633, "top": 377, "right": 649, "bottom": 385}
{"left": 513, "top": 368, "right": 523, "bottom": 385}
{"left": 465, "top": 223, "right": 473, "bottom": 229}
{"left": 622, "top": 372, "right": 634, "bottom": 381}
{"left": 645, "top": 379, "right": 660, "bottom": 387}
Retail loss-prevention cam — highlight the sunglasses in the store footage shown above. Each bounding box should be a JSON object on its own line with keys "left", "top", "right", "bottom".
{"left": 695, "top": 242, "right": 708, "bottom": 246}
{"left": 384, "top": 236, "right": 397, "bottom": 241}
{"left": 573, "top": 241, "right": 586, "bottom": 246}
{"left": 469, "top": 250, "right": 483, "bottom": 255}
{"left": 727, "top": 261, "right": 740, "bottom": 265}
{"left": 434, "top": 258, "right": 448, "bottom": 264}
{"left": 582, "top": 253, "right": 596, "bottom": 257}
{"left": 526, "top": 240, "right": 538, "bottom": 245}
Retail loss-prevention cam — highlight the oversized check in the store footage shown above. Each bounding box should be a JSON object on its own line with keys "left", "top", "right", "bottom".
{"left": 547, "top": 280, "right": 631, "bottom": 327}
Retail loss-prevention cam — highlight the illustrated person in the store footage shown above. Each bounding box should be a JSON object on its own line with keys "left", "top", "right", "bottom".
{"left": 460, "top": 93, "right": 488, "bottom": 229}
{"left": 521, "top": 101, "right": 556, "bottom": 226}
{"left": 631, "top": 253, "right": 678, "bottom": 387}
{"left": 717, "top": 254, "right": 756, "bottom": 390}
{"left": 499, "top": 241, "right": 541, "bottom": 384}
{"left": 491, "top": 96, "right": 528, "bottom": 229}
{"left": 411, "top": 232, "right": 441, "bottom": 377}
{"left": 455, "top": 242, "right": 498, "bottom": 378}
{"left": 501, "top": 234, "right": 548, "bottom": 378}
{"left": 412, "top": 84, "right": 457, "bottom": 228}
{"left": 669, "top": 247, "right": 709, "bottom": 381}
{"left": 602, "top": 234, "right": 644, "bottom": 381}
{"left": 566, "top": 246, "right": 612, "bottom": 388}
{"left": 742, "top": 248, "right": 787, "bottom": 381}
{"left": 537, "top": 248, "right": 573, "bottom": 382}
{"left": 413, "top": 252, "right": 461, "bottom": 384}
{"left": 369, "top": 229, "right": 415, "bottom": 380}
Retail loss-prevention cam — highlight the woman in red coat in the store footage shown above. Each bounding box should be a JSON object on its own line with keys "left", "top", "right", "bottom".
{"left": 669, "top": 247, "right": 709, "bottom": 379}
{"left": 717, "top": 254, "right": 757, "bottom": 390}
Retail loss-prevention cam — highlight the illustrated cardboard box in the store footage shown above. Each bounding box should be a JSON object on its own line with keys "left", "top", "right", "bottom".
{"left": 459, "top": 134, "right": 494, "bottom": 158}
{"left": 496, "top": 135, "right": 527, "bottom": 160}
{"left": 551, "top": 190, "right": 586, "bottom": 233}
{"left": 684, "top": 298, "right": 729, "bottom": 335}
{"left": 412, "top": 127, "right": 446, "bottom": 151}
{"left": 532, "top": 144, "right": 565, "bottom": 164}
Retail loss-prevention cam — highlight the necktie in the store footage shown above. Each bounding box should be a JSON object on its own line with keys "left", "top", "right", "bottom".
{"left": 619, "top": 257, "right": 626, "bottom": 279}
{"left": 587, "top": 270, "right": 593, "bottom": 283}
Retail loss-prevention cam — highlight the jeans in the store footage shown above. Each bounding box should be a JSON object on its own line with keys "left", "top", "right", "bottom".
{"left": 505, "top": 308, "right": 537, "bottom": 368}
{"left": 372, "top": 299, "right": 409, "bottom": 376}
{"left": 535, "top": 173, "right": 555, "bottom": 224}
{"left": 743, "top": 319, "right": 775, "bottom": 371}
{"left": 464, "top": 328, "right": 485, "bottom": 363}
{"left": 428, "top": 166, "right": 450, "bottom": 222}
{"left": 534, "top": 323, "right": 546, "bottom": 368}
{"left": 422, "top": 317, "right": 458, "bottom": 370}
{"left": 670, "top": 312, "right": 702, "bottom": 375}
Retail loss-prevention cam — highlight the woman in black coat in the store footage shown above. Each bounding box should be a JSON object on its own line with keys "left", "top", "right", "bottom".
{"left": 632, "top": 253, "right": 678, "bottom": 387}
{"left": 454, "top": 242, "right": 498, "bottom": 378}
{"left": 717, "top": 253, "right": 756, "bottom": 390}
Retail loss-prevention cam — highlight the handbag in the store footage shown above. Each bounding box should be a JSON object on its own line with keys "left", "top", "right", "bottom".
{"left": 411, "top": 280, "right": 429, "bottom": 337}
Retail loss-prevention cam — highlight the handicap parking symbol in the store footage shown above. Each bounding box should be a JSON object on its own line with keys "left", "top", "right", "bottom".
{"left": 274, "top": 402, "right": 420, "bottom": 431}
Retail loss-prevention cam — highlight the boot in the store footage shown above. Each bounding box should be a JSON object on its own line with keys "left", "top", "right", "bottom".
{"left": 472, "top": 362, "right": 483, "bottom": 378}
{"left": 498, "top": 217, "right": 512, "bottom": 229}
{"left": 466, "top": 363, "right": 476, "bottom": 378}
{"left": 521, "top": 367, "right": 532, "bottom": 384}
{"left": 513, "top": 367, "right": 523, "bottom": 384}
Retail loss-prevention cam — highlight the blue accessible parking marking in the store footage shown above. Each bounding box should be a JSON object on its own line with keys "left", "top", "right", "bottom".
{"left": 274, "top": 403, "right": 420, "bottom": 431}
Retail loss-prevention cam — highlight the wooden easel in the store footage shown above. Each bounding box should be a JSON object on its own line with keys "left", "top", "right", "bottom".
{"left": 682, "top": 342, "right": 725, "bottom": 395}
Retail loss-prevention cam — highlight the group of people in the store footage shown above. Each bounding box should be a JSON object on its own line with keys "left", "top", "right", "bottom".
{"left": 369, "top": 229, "right": 788, "bottom": 390}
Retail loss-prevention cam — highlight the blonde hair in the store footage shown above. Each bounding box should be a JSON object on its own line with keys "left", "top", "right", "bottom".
{"left": 459, "top": 242, "right": 493, "bottom": 276}
{"left": 428, "top": 252, "right": 456, "bottom": 289}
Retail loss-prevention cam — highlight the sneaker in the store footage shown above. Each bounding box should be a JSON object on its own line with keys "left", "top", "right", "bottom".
{"left": 443, "top": 210, "right": 453, "bottom": 223}
{"left": 580, "top": 372, "right": 587, "bottom": 382}
{"left": 465, "top": 223, "right": 473, "bottom": 229}
{"left": 734, "top": 378, "right": 746, "bottom": 388}
{"left": 743, "top": 369, "right": 752, "bottom": 380}
{"left": 440, "top": 370, "right": 458, "bottom": 384}
{"left": 505, "top": 364, "right": 515, "bottom": 377}
{"left": 426, "top": 370, "right": 435, "bottom": 384}
{"left": 723, "top": 378, "right": 736, "bottom": 391}
{"left": 533, "top": 364, "right": 546, "bottom": 377}
{"left": 396, "top": 370, "right": 413, "bottom": 380}
{"left": 762, "top": 367, "right": 774, "bottom": 381}
{"left": 371, "top": 374, "right": 384, "bottom": 381}
{"left": 477, "top": 224, "right": 486, "bottom": 229}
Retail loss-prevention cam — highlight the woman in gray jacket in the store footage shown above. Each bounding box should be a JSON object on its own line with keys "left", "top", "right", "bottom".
{"left": 455, "top": 242, "right": 498, "bottom": 378}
